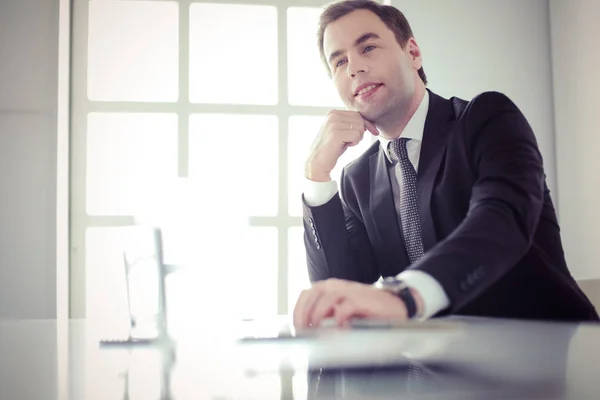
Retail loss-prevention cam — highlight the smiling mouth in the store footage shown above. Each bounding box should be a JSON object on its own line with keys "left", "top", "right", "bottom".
{"left": 355, "top": 84, "right": 383, "bottom": 97}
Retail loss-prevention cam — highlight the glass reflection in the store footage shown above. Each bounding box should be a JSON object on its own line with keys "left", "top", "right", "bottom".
{"left": 303, "top": 320, "right": 578, "bottom": 399}
{"left": 119, "top": 345, "right": 176, "bottom": 400}
{"left": 94, "top": 317, "right": 593, "bottom": 399}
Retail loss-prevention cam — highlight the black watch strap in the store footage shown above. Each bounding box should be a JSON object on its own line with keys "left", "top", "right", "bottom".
{"left": 375, "top": 278, "right": 419, "bottom": 319}
{"left": 396, "top": 286, "right": 417, "bottom": 319}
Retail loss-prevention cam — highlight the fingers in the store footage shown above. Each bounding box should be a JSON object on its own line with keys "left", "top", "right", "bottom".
{"left": 326, "top": 109, "right": 365, "bottom": 118}
{"left": 306, "top": 110, "right": 370, "bottom": 180}
{"left": 338, "top": 129, "right": 365, "bottom": 147}
{"left": 334, "top": 297, "right": 372, "bottom": 326}
{"left": 293, "top": 280, "right": 349, "bottom": 330}
{"left": 294, "top": 282, "right": 411, "bottom": 332}
{"left": 293, "top": 284, "right": 328, "bottom": 330}
{"left": 309, "top": 291, "right": 343, "bottom": 327}
{"left": 363, "top": 119, "right": 379, "bottom": 136}
{"left": 327, "top": 121, "right": 364, "bottom": 133}
{"left": 334, "top": 299, "right": 357, "bottom": 327}
{"left": 326, "top": 111, "right": 378, "bottom": 137}
{"left": 326, "top": 111, "right": 370, "bottom": 132}
{"left": 328, "top": 123, "right": 365, "bottom": 145}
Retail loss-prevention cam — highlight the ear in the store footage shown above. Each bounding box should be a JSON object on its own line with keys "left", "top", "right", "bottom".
{"left": 407, "top": 37, "right": 423, "bottom": 70}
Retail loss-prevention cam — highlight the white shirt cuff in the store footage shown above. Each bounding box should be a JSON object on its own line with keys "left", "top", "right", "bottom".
{"left": 303, "top": 178, "right": 338, "bottom": 207}
{"left": 396, "top": 270, "right": 450, "bottom": 321}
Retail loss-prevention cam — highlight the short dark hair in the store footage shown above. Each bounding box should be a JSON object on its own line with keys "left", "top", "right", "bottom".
{"left": 317, "top": 0, "right": 427, "bottom": 85}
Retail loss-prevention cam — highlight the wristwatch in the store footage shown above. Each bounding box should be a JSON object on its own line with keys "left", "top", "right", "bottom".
{"left": 374, "top": 277, "right": 418, "bottom": 319}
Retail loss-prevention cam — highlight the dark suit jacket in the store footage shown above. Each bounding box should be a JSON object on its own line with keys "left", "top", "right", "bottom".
{"left": 302, "top": 89, "right": 599, "bottom": 322}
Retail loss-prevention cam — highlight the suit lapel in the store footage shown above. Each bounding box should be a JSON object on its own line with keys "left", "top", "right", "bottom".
{"left": 369, "top": 149, "right": 409, "bottom": 274}
{"left": 417, "top": 90, "right": 456, "bottom": 252}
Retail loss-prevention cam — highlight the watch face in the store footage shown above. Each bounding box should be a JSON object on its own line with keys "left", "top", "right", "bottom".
{"left": 383, "top": 277, "right": 398, "bottom": 283}
{"left": 377, "top": 278, "right": 406, "bottom": 293}
{"left": 384, "top": 278, "right": 403, "bottom": 287}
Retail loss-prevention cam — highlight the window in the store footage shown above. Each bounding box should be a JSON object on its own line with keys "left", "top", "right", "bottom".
{"left": 70, "top": 0, "right": 386, "bottom": 334}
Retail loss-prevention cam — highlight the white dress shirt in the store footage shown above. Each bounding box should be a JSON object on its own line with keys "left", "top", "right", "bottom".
{"left": 303, "top": 91, "right": 450, "bottom": 320}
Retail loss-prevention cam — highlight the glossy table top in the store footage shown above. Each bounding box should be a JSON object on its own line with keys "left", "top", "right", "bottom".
{"left": 1, "top": 316, "right": 600, "bottom": 399}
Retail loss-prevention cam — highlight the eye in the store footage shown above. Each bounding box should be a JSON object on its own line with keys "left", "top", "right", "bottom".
{"left": 335, "top": 58, "right": 347, "bottom": 68}
{"left": 363, "top": 45, "right": 376, "bottom": 53}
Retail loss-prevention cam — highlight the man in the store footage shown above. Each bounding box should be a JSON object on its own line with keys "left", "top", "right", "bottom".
{"left": 293, "top": 0, "right": 599, "bottom": 330}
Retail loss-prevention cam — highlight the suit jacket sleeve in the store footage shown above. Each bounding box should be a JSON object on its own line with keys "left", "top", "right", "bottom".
{"left": 302, "top": 169, "right": 379, "bottom": 284}
{"left": 411, "top": 92, "right": 545, "bottom": 312}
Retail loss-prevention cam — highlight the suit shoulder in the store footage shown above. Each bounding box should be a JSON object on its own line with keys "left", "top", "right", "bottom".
{"left": 457, "top": 91, "right": 537, "bottom": 152}
{"left": 468, "top": 91, "right": 520, "bottom": 116}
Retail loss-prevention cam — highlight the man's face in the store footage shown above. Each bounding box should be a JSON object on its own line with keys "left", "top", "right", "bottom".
{"left": 323, "top": 9, "right": 422, "bottom": 123}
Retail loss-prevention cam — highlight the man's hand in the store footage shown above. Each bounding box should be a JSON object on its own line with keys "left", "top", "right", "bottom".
{"left": 305, "top": 110, "right": 379, "bottom": 182}
{"left": 292, "top": 278, "right": 408, "bottom": 331}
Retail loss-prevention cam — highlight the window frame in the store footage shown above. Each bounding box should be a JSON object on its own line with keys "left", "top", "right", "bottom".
{"left": 69, "top": 0, "right": 388, "bottom": 319}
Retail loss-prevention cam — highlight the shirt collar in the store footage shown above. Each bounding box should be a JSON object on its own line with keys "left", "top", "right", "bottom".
{"left": 379, "top": 90, "right": 430, "bottom": 163}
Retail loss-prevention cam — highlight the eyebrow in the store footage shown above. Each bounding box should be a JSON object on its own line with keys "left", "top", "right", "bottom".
{"left": 327, "top": 32, "right": 382, "bottom": 66}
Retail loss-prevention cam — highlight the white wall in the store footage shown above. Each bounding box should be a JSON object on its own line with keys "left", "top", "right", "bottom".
{"left": 0, "top": 0, "right": 59, "bottom": 318}
{"left": 392, "top": 0, "right": 557, "bottom": 196}
{"left": 550, "top": 0, "right": 600, "bottom": 280}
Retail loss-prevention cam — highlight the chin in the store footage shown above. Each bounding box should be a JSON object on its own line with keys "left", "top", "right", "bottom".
{"left": 354, "top": 100, "right": 386, "bottom": 120}
{"left": 357, "top": 108, "right": 382, "bottom": 123}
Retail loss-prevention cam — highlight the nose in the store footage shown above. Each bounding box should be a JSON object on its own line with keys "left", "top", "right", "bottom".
{"left": 347, "top": 55, "right": 368, "bottom": 78}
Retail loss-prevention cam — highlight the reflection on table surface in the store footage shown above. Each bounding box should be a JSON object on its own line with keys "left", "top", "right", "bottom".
{"left": 1, "top": 316, "right": 600, "bottom": 399}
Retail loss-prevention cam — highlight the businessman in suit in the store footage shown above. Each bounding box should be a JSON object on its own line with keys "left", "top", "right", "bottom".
{"left": 293, "top": 0, "right": 599, "bottom": 330}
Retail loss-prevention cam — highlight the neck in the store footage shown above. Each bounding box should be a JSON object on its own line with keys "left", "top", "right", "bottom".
{"left": 377, "top": 85, "right": 426, "bottom": 140}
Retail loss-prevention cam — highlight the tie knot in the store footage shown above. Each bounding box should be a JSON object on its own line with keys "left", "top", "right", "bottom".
{"left": 391, "top": 137, "right": 411, "bottom": 162}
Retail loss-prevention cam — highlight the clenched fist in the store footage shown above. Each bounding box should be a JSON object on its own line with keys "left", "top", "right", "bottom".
{"left": 305, "top": 110, "right": 379, "bottom": 182}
